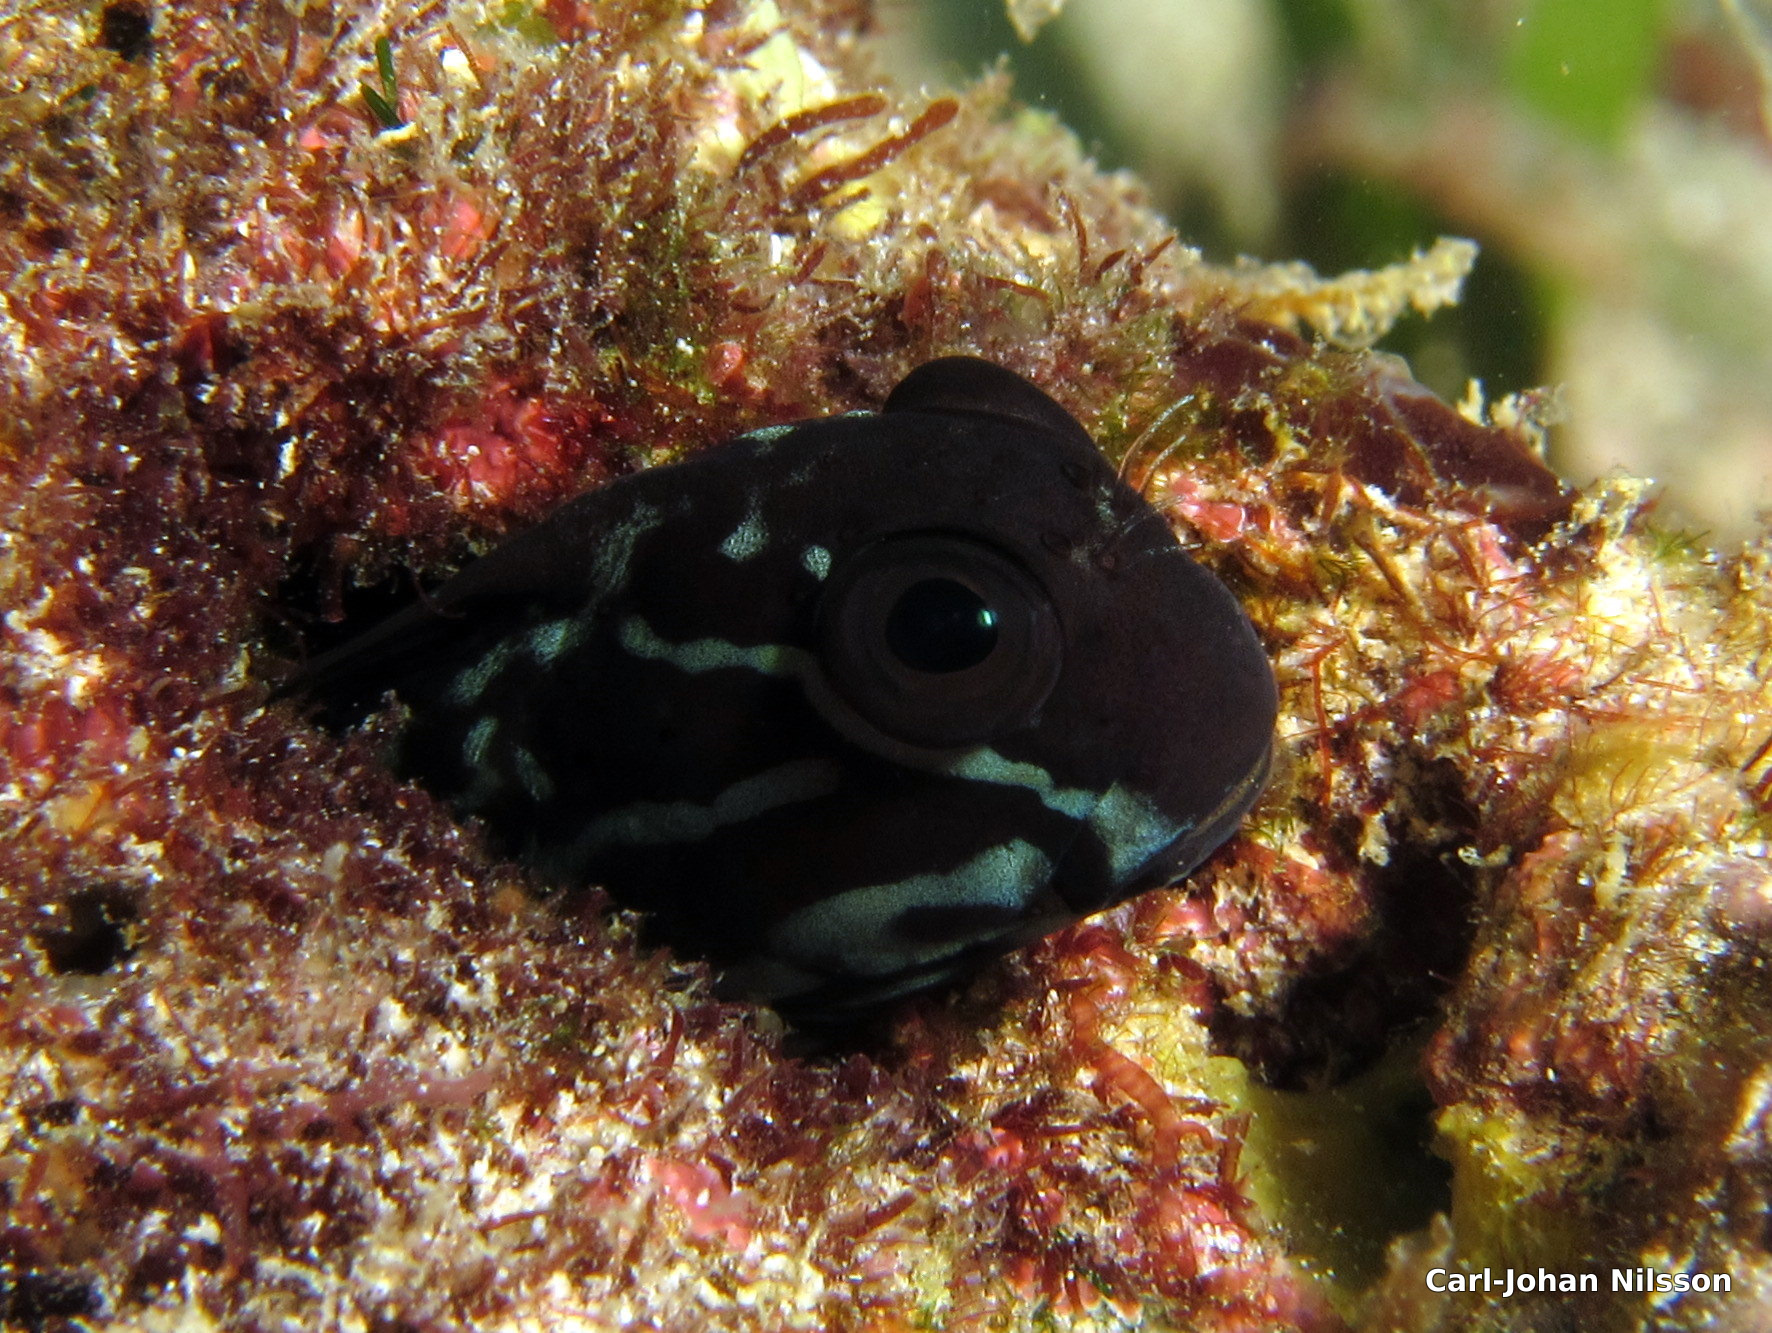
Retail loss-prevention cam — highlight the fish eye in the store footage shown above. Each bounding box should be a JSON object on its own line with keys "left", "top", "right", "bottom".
{"left": 884, "top": 578, "right": 999, "bottom": 673}
{"left": 817, "top": 534, "right": 1062, "bottom": 748}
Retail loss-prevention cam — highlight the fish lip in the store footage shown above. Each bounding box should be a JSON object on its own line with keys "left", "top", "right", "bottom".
{"left": 1186, "top": 732, "right": 1274, "bottom": 859}
{"left": 1120, "top": 733, "right": 1275, "bottom": 899}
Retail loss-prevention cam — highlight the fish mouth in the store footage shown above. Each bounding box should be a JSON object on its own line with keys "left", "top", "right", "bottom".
{"left": 1126, "top": 734, "right": 1275, "bottom": 896}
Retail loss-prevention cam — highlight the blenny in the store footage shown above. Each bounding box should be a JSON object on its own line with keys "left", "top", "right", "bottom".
{"left": 297, "top": 358, "right": 1276, "bottom": 1031}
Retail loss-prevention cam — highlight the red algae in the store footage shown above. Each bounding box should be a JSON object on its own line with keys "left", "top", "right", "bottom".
{"left": 2, "top": 2, "right": 1770, "bottom": 1332}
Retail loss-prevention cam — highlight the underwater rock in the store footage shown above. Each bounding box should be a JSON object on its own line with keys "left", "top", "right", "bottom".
{"left": 1, "top": 1, "right": 1768, "bottom": 1330}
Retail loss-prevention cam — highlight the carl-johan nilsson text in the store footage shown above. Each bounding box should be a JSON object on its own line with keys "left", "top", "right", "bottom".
{"left": 1426, "top": 1267, "right": 1732, "bottom": 1297}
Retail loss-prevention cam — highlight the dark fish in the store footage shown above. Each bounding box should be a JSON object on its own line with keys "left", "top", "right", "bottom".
{"left": 296, "top": 358, "right": 1277, "bottom": 1032}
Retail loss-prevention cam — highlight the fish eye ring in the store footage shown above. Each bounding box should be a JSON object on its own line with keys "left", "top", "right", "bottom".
{"left": 816, "top": 531, "right": 1063, "bottom": 748}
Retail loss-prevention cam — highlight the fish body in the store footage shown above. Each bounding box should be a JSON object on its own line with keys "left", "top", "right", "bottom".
{"left": 298, "top": 359, "right": 1276, "bottom": 1029}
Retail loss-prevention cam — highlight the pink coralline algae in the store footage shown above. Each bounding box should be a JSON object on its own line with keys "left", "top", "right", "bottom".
{"left": 2, "top": 2, "right": 1770, "bottom": 1331}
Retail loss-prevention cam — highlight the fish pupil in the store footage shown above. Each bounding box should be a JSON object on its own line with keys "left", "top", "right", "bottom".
{"left": 884, "top": 578, "right": 999, "bottom": 673}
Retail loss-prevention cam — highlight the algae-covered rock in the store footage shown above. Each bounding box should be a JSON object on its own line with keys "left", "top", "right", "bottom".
{"left": 1, "top": 1, "right": 1767, "bottom": 1330}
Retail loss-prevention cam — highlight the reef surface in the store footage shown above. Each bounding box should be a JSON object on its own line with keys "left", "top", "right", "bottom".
{"left": 2, "top": 1, "right": 1769, "bottom": 1330}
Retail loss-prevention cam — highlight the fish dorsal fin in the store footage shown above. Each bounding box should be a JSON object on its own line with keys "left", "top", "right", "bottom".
{"left": 883, "top": 357, "right": 1090, "bottom": 446}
